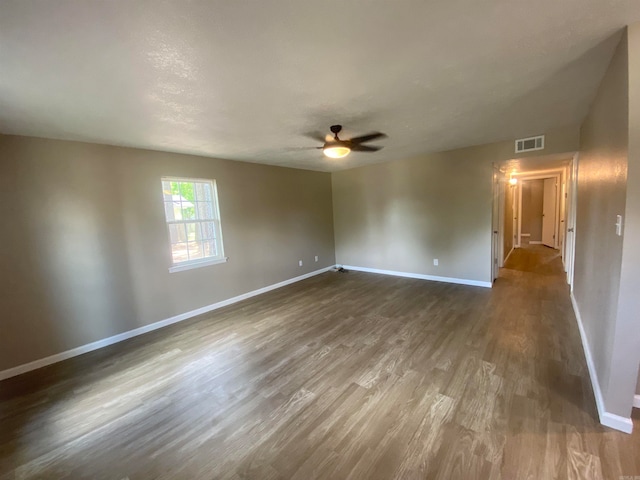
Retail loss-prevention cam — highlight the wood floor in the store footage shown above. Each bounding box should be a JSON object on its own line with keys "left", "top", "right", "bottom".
{"left": 1, "top": 246, "right": 639, "bottom": 479}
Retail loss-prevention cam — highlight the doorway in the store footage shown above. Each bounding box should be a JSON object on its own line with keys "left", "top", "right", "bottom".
{"left": 517, "top": 176, "right": 559, "bottom": 249}
{"left": 491, "top": 166, "right": 503, "bottom": 281}
{"left": 542, "top": 177, "right": 557, "bottom": 247}
{"left": 494, "top": 153, "right": 578, "bottom": 289}
{"left": 516, "top": 173, "right": 561, "bottom": 250}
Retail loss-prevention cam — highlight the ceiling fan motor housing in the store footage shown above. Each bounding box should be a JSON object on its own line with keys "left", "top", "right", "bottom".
{"left": 320, "top": 125, "right": 385, "bottom": 157}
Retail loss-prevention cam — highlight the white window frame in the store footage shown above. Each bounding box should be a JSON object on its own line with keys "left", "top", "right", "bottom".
{"left": 161, "top": 176, "right": 226, "bottom": 273}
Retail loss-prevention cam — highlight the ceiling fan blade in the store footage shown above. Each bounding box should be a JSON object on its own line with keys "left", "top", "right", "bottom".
{"left": 349, "top": 132, "right": 387, "bottom": 144}
{"left": 285, "top": 146, "right": 323, "bottom": 151}
{"left": 351, "top": 144, "right": 382, "bottom": 152}
{"left": 303, "top": 132, "right": 329, "bottom": 143}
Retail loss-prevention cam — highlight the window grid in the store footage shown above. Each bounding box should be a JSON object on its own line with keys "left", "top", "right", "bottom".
{"left": 161, "top": 177, "right": 225, "bottom": 267}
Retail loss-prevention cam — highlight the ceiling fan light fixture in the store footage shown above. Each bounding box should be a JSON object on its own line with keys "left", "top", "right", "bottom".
{"left": 323, "top": 146, "right": 351, "bottom": 158}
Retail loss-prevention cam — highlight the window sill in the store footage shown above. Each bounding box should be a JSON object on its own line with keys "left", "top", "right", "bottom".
{"left": 168, "top": 257, "right": 228, "bottom": 273}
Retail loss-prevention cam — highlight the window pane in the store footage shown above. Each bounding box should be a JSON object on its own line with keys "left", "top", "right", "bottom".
{"left": 184, "top": 222, "right": 196, "bottom": 242}
{"left": 202, "top": 240, "right": 212, "bottom": 257}
{"left": 187, "top": 241, "right": 204, "bottom": 260}
{"left": 196, "top": 202, "right": 213, "bottom": 220}
{"left": 163, "top": 178, "right": 223, "bottom": 265}
{"left": 168, "top": 224, "right": 185, "bottom": 244}
{"left": 162, "top": 181, "right": 173, "bottom": 201}
{"left": 179, "top": 182, "right": 195, "bottom": 203}
{"left": 181, "top": 204, "right": 196, "bottom": 220}
{"left": 194, "top": 182, "right": 206, "bottom": 203}
{"left": 202, "top": 240, "right": 220, "bottom": 258}
{"left": 201, "top": 221, "right": 216, "bottom": 239}
{"left": 171, "top": 243, "right": 189, "bottom": 263}
{"left": 174, "top": 202, "right": 183, "bottom": 219}
{"left": 169, "top": 181, "right": 180, "bottom": 197}
{"left": 202, "top": 182, "right": 213, "bottom": 202}
{"left": 164, "top": 201, "right": 176, "bottom": 221}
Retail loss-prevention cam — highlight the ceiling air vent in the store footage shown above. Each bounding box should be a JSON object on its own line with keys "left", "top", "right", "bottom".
{"left": 515, "top": 135, "right": 544, "bottom": 153}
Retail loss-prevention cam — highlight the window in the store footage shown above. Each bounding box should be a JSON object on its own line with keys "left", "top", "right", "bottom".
{"left": 161, "top": 177, "right": 225, "bottom": 272}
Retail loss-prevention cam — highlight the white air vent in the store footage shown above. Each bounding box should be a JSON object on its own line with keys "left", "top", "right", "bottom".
{"left": 515, "top": 135, "right": 545, "bottom": 153}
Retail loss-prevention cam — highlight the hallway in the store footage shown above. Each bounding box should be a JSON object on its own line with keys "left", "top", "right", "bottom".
{"left": 494, "top": 243, "right": 640, "bottom": 477}
{"left": 1, "top": 247, "right": 639, "bottom": 479}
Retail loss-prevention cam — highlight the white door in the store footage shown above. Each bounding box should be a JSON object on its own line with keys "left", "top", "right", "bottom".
{"left": 542, "top": 177, "right": 557, "bottom": 248}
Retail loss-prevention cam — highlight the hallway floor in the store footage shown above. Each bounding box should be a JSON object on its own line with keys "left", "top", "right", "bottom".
{"left": 500, "top": 243, "right": 640, "bottom": 475}
{"left": 1, "top": 246, "right": 639, "bottom": 479}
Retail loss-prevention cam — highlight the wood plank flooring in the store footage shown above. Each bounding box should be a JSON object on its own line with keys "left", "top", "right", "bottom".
{"left": 1, "top": 245, "right": 639, "bottom": 479}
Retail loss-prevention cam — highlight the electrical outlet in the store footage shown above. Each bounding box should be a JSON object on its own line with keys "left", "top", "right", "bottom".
{"left": 433, "top": 259, "right": 439, "bottom": 266}
{"left": 299, "top": 260, "right": 303, "bottom": 267}
{"left": 314, "top": 255, "right": 318, "bottom": 262}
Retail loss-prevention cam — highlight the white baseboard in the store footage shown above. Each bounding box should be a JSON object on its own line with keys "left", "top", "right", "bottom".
{"left": 600, "top": 411, "right": 634, "bottom": 434}
{"left": 529, "top": 240, "right": 543, "bottom": 244}
{"left": 521, "top": 233, "right": 531, "bottom": 237}
{"left": 0, "top": 265, "right": 335, "bottom": 382}
{"left": 570, "top": 293, "right": 633, "bottom": 434}
{"left": 504, "top": 246, "right": 515, "bottom": 264}
{"left": 340, "top": 265, "right": 492, "bottom": 288}
{"left": 634, "top": 395, "right": 640, "bottom": 409}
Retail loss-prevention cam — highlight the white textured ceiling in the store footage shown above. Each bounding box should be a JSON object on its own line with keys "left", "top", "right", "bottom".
{"left": 1, "top": 1, "right": 639, "bottom": 171}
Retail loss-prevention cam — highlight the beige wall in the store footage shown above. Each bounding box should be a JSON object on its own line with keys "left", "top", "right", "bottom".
{"left": 622, "top": 23, "right": 640, "bottom": 405}
{"left": 332, "top": 126, "right": 579, "bottom": 284}
{"left": 0, "top": 135, "right": 335, "bottom": 372}
{"left": 574, "top": 28, "right": 640, "bottom": 417}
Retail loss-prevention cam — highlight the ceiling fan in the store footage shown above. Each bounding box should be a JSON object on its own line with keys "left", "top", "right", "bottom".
{"left": 310, "top": 125, "right": 387, "bottom": 159}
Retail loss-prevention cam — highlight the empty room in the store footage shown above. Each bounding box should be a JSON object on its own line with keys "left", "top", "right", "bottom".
{"left": 1, "top": 1, "right": 640, "bottom": 479}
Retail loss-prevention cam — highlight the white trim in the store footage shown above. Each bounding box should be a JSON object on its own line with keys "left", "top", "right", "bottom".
{"left": 504, "top": 246, "right": 515, "bottom": 264}
{"left": 570, "top": 293, "right": 634, "bottom": 433}
{"left": 0, "top": 265, "right": 335, "bottom": 381}
{"left": 600, "top": 411, "right": 634, "bottom": 434}
{"left": 512, "top": 183, "right": 518, "bottom": 250}
{"left": 529, "top": 241, "right": 543, "bottom": 244}
{"left": 634, "top": 395, "right": 640, "bottom": 409}
{"left": 520, "top": 233, "right": 531, "bottom": 237}
{"left": 492, "top": 166, "right": 501, "bottom": 280}
{"left": 169, "top": 256, "right": 228, "bottom": 273}
{"left": 567, "top": 154, "right": 579, "bottom": 290}
{"left": 512, "top": 170, "right": 566, "bottom": 180}
{"left": 517, "top": 182, "right": 522, "bottom": 248}
{"left": 497, "top": 173, "right": 506, "bottom": 268}
{"left": 559, "top": 169, "right": 567, "bottom": 263}
{"left": 341, "top": 265, "right": 492, "bottom": 288}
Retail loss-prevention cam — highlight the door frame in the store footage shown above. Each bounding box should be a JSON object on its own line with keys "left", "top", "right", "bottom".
{"left": 498, "top": 173, "right": 506, "bottom": 268}
{"left": 491, "top": 166, "right": 504, "bottom": 282}
{"left": 565, "top": 154, "right": 579, "bottom": 289}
